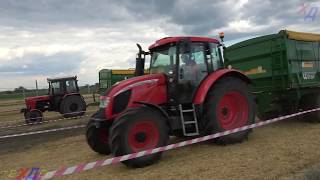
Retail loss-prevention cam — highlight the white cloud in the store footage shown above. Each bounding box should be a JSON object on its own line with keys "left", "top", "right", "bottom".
{"left": 0, "top": 20, "right": 176, "bottom": 89}
{"left": 0, "top": 0, "right": 319, "bottom": 90}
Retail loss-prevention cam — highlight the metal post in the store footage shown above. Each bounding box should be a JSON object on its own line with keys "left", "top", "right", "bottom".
{"left": 93, "top": 93, "right": 96, "bottom": 103}
{"left": 35, "top": 80, "right": 39, "bottom": 96}
{"left": 22, "top": 88, "right": 25, "bottom": 99}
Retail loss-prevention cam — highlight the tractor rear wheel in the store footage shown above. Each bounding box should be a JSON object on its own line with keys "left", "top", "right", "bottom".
{"left": 204, "top": 77, "right": 255, "bottom": 144}
{"left": 109, "top": 107, "right": 169, "bottom": 168}
{"left": 299, "top": 94, "right": 320, "bottom": 122}
{"left": 86, "top": 110, "right": 111, "bottom": 155}
{"left": 60, "top": 95, "right": 86, "bottom": 118}
{"left": 25, "top": 110, "right": 43, "bottom": 124}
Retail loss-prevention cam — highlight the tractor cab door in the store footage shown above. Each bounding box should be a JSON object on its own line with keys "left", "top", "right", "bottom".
{"left": 50, "top": 81, "right": 65, "bottom": 110}
{"left": 175, "top": 41, "right": 209, "bottom": 104}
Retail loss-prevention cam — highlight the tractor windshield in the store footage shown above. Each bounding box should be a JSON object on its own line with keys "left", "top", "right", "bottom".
{"left": 150, "top": 45, "right": 176, "bottom": 74}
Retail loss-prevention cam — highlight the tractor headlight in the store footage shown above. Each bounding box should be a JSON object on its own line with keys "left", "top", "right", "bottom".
{"left": 99, "top": 96, "right": 110, "bottom": 108}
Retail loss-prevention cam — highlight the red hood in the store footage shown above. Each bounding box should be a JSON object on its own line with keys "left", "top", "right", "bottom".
{"left": 25, "top": 95, "right": 51, "bottom": 102}
{"left": 25, "top": 95, "right": 51, "bottom": 110}
{"left": 104, "top": 73, "right": 166, "bottom": 97}
{"left": 101, "top": 73, "right": 167, "bottom": 119}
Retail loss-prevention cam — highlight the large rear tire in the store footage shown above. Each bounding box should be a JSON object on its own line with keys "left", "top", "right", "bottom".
{"left": 203, "top": 77, "right": 255, "bottom": 144}
{"left": 109, "top": 107, "right": 169, "bottom": 168}
{"left": 86, "top": 110, "right": 111, "bottom": 155}
{"left": 299, "top": 94, "right": 320, "bottom": 122}
{"left": 60, "top": 95, "right": 86, "bottom": 118}
{"left": 25, "top": 110, "right": 43, "bottom": 124}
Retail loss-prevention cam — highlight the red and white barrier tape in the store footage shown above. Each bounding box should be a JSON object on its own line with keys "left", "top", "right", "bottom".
{"left": 39, "top": 108, "right": 320, "bottom": 180}
{"left": 0, "top": 125, "right": 85, "bottom": 139}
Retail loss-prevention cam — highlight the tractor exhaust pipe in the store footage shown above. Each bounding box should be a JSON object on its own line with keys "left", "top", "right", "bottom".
{"left": 135, "top": 44, "right": 149, "bottom": 76}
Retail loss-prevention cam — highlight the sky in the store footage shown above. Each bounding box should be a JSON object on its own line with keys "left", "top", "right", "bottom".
{"left": 0, "top": 0, "right": 319, "bottom": 90}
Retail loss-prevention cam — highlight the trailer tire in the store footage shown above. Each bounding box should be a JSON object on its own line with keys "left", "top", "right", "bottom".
{"left": 110, "top": 107, "right": 169, "bottom": 168}
{"left": 86, "top": 111, "right": 111, "bottom": 155}
{"left": 299, "top": 94, "right": 320, "bottom": 122}
{"left": 60, "top": 95, "right": 86, "bottom": 118}
{"left": 25, "top": 110, "right": 43, "bottom": 124}
{"left": 203, "top": 77, "right": 255, "bottom": 144}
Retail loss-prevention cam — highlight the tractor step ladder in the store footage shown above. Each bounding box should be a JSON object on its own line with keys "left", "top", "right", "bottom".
{"left": 179, "top": 104, "right": 199, "bottom": 136}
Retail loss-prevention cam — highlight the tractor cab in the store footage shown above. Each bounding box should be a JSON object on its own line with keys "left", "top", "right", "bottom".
{"left": 136, "top": 36, "right": 225, "bottom": 104}
{"left": 48, "top": 76, "right": 79, "bottom": 96}
{"left": 47, "top": 76, "right": 80, "bottom": 111}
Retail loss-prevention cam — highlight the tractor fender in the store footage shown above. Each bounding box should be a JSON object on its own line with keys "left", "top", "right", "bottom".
{"left": 193, "top": 69, "right": 251, "bottom": 104}
{"left": 30, "top": 109, "right": 43, "bottom": 114}
{"left": 62, "top": 93, "right": 83, "bottom": 100}
{"left": 134, "top": 101, "right": 174, "bottom": 130}
{"left": 89, "top": 108, "right": 107, "bottom": 128}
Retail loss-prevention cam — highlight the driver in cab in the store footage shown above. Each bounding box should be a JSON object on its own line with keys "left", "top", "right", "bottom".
{"left": 180, "top": 54, "right": 200, "bottom": 84}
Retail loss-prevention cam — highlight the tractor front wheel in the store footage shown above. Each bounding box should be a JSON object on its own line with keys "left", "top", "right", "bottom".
{"left": 60, "top": 95, "right": 86, "bottom": 118}
{"left": 25, "top": 110, "right": 43, "bottom": 124}
{"left": 109, "top": 107, "right": 169, "bottom": 168}
{"left": 204, "top": 77, "right": 255, "bottom": 144}
{"left": 86, "top": 112, "right": 111, "bottom": 155}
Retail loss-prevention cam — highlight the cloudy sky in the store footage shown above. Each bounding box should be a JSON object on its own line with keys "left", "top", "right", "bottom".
{"left": 0, "top": 0, "right": 319, "bottom": 90}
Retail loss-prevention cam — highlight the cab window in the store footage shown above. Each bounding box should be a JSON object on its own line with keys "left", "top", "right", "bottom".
{"left": 179, "top": 42, "right": 207, "bottom": 84}
{"left": 150, "top": 46, "right": 176, "bottom": 74}
{"left": 51, "top": 81, "right": 63, "bottom": 94}
{"left": 209, "top": 43, "right": 221, "bottom": 71}
{"left": 66, "top": 80, "right": 77, "bottom": 92}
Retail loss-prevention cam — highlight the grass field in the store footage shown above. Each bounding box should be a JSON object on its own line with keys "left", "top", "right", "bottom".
{"left": 1, "top": 98, "right": 320, "bottom": 180}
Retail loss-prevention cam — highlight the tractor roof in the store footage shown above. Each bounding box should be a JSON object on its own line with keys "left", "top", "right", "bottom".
{"left": 148, "top": 36, "right": 220, "bottom": 50}
{"left": 47, "top": 76, "right": 77, "bottom": 82}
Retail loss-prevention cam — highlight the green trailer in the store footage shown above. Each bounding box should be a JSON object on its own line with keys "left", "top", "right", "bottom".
{"left": 225, "top": 30, "right": 320, "bottom": 120}
{"left": 99, "top": 69, "right": 135, "bottom": 95}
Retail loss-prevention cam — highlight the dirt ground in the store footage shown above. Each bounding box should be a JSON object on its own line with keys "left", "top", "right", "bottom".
{"left": 1, "top": 99, "right": 320, "bottom": 180}
{"left": 0, "top": 116, "right": 320, "bottom": 179}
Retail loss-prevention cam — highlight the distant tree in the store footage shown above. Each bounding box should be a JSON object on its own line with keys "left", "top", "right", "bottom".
{"left": 14, "top": 86, "right": 28, "bottom": 92}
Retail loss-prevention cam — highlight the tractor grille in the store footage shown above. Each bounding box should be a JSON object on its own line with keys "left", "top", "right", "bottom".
{"left": 112, "top": 90, "right": 131, "bottom": 114}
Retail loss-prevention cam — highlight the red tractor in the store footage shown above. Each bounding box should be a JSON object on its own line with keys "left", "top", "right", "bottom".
{"left": 86, "top": 35, "right": 255, "bottom": 167}
{"left": 22, "top": 76, "right": 86, "bottom": 124}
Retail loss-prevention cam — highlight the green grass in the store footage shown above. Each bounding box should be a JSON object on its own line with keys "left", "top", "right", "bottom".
{"left": 0, "top": 91, "right": 48, "bottom": 100}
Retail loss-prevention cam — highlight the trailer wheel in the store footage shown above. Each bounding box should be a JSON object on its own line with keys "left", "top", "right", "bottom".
{"left": 25, "top": 110, "right": 43, "bottom": 124}
{"left": 299, "top": 94, "right": 320, "bottom": 122}
{"left": 86, "top": 110, "right": 111, "bottom": 155}
{"left": 204, "top": 77, "right": 255, "bottom": 144}
{"left": 60, "top": 95, "right": 86, "bottom": 118}
{"left": 110, "top": 107, "right": 169, "bottom": 168}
